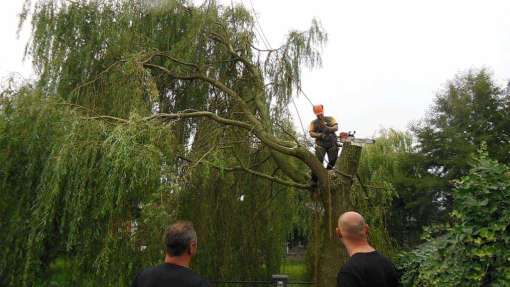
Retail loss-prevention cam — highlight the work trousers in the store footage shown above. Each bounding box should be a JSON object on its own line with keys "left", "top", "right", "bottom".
{"left": 311, "top": 144, "right": 339, "bottom": 182}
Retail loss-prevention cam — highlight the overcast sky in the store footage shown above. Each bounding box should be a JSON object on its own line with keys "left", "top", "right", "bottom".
{"left": 2, "top": 0, "right": 510, "bottom": 137}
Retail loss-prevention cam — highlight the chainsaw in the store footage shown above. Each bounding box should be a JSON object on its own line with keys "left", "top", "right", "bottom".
{"left": 338, "top": 131, "right": 376, "bottom": 146}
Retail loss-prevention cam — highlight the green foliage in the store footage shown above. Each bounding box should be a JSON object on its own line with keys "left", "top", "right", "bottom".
{"left": 354, "top": 129, "right": 407, "bottom": 253}
{"left": 398, "top": 148, "right": 510, "bottom": 286}
{"left": 349, "top": 181, "right": 395, "bottom": 256}
{"left": 358, "top": 129, "right": 447, "bottom": 246}
{"left": 0, "top": 91, "right": 177, "bottom": 286}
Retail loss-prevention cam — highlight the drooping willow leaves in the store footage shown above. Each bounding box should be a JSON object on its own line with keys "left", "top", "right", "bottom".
{"left": 0, "top": 91, "right": 177, "bottom": 286}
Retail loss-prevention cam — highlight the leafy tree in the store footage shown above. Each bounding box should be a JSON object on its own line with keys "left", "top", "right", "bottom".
{"left": 398, "top": 147, "right": 510, "bottom": 286}
{"left": 412, "top": 69, "right": 510, "bottom": 211}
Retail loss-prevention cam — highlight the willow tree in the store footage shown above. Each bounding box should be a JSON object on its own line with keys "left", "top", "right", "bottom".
{"left": 0, "top": 0, "right": 392, "bottom": 286}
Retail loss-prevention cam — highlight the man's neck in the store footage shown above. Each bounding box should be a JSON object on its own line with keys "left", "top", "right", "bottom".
{"left": 164, "top": 254, "right": 191, "bottom": 268}
{"left": 345, "top": 242, "right": 375, "bottom": 257}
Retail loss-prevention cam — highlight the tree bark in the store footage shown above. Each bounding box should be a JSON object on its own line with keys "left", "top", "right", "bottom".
{"left": 312, "top": 143, "right": 362, "bottom": 287}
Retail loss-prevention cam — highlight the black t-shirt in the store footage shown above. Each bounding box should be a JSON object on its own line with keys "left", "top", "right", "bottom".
{"left": 132, "top": 263, "right": 209, "bottom": 287}
{"left": 337, "top": 251, "right": 399, "bottom": 287}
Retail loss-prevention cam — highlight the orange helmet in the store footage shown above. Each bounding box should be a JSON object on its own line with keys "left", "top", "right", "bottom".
{"left": 313, "top": 104, "right": 324, "bottom": 116}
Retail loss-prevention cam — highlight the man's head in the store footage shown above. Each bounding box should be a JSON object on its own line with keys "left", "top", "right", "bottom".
{"left": 164, "top": 221, "right": 198, "bottom": 258}
{"left": 336, "top": 211, "right": 369, "bottom": 244}
{"left": 313, "top": 104, "right": 324, "bottom": 119}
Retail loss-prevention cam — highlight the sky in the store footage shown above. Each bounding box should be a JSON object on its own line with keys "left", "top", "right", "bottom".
{"left": 1, "top": 0, "right": 510, "bottom": 137}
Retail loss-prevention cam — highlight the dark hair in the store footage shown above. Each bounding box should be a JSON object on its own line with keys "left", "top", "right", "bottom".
{"left": 164, "top": 221, "right": 197, "bottom": 256}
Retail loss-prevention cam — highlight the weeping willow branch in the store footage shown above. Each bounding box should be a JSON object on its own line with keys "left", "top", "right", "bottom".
{"left": 177, "top": 155, "right": 311, "bottom": 190}
{"left": 141, "top": 51, "right": 199, "bottom": 69}
{"left": 83, "top": 115, "right": 129, "bottom": 123}
{"left": 209, "top": 31, "right": 256, "bottom": 73}
{"left": 79, "top": 107, "right": 252, "bottom": 131}
{"left": 70, "top": 61, "right": 121, "bottom": 95}
{"left": 147, "top": 111, "right": 252, "bottom": 130}
{"left": 250, "top": 44, "right": 282, "bottom": 53}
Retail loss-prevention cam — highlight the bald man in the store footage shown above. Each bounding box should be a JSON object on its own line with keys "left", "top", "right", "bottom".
{"left": 335, "top": 211, "right": 399, "bottom": 287}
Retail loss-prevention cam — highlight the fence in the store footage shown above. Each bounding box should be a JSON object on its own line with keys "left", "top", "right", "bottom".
{"left": 211, "top": 275, "right": 314, "bottom": 287}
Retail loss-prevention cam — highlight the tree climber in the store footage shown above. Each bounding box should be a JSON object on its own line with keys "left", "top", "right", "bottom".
{"left": 309, "top": 104, "right": 339, "bottom": 184}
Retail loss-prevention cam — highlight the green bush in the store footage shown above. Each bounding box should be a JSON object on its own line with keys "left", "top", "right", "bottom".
{"left": 398, "top": 147, "right": 510, "bottom": 286}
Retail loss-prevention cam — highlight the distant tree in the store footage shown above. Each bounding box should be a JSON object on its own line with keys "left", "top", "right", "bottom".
{"left": 412, "top": 69, "right": 510, "bottom": 210}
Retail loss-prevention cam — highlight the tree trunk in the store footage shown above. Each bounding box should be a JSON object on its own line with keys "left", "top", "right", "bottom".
{"left": 312, "top": 143, "right": 362, "bottom": 287}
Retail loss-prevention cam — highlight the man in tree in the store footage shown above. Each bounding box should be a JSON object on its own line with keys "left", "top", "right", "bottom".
{"left": 131, "top": 221, "right": 209, "bottom": 287}
{"left": 309, "top": 104, "right": 339, "bottom": 183}
{"left": 335, "top": 211, "right": 399, "bottom": 287}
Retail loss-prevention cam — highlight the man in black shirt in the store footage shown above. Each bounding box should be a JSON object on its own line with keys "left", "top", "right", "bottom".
{"left": 131, "top": 221, "right": 209, "bottom": 287}
{"left": 335, "top": 211, "right": 399, "bottom": 287}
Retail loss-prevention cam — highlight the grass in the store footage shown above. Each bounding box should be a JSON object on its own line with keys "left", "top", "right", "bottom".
{"left": 280, "top": 258, "right": 309, "bottom": 281}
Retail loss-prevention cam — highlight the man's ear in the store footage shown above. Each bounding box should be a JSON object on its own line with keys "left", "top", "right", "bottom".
{"left": 335, "top": 227, "right": 342, "bottom": 239}
{"left": 189, "top": 241, "right": 198, "bottom": 256}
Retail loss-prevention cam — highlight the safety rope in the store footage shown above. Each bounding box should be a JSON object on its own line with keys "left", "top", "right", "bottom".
{"left": 298, "top": 88, "right": 315, "bottom": 107}
{"left": 291, "top": 96, "right": 309, "bottom": 143}
{"left": 246, "top": 0, "right": 272, "bottom": 50}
